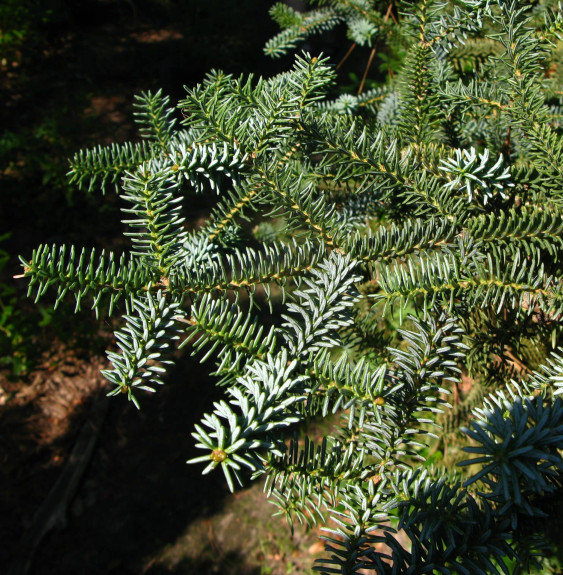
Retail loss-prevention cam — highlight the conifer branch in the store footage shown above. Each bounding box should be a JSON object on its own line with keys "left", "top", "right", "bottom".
{"left": 18, "top": 4, "right": 563, "bottom": 570}
{"left": 68, "top": 141, "right": 154, "bottom": 193}
{"left": 182, "top": 293, "right": 277, "bottom": 374}
{"left": 21, "top": 245, "right": 154, "bottom": 316}
{"left": 104, "top": 291, "right": 183, "bottom": 407}
{"left": 133, "top": 89, "right": 177, "bottom": 150}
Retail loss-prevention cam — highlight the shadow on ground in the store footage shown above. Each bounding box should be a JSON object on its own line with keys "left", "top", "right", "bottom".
{"left": 146, "top": 553, "right": 262, "bottom": 575}
{"left": 24, "top": 357, "right": 234, "bottom": 574}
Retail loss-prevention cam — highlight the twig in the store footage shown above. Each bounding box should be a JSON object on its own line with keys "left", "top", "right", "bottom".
{"left": 385, "top": 3, "right": 397, "bottom": 24}
{"left": 336, "top": 43, "right": 356, "bottom": 71}
{"left": 359, "top": 47, "right": 376, "bottom": 94}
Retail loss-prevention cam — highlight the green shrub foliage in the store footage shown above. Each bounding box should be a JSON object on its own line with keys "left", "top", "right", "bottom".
{"left": 19, "top": 1, "right": 563, "bottom": 572}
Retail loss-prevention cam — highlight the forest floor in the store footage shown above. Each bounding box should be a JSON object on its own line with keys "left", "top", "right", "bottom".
{"left": 0, "top": 1, "right": 329, "bottom": 573}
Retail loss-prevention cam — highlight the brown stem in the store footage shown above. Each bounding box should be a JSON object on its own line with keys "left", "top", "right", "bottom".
{"left": 504, "top": 348, "right": 531, "bottom": 374}
{"left": 384, "top": 3, "right": 397, "bottom": 24}
{"left": 359, "top": 46, "right": 376, "bottom": 94}
{"left": 336, "top": 42, "right": 357, "bottom": 71}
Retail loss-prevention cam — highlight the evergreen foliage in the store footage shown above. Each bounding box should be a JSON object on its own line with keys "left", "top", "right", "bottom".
{"left": 18, "top": 0, "right": 563, "bottom": 571}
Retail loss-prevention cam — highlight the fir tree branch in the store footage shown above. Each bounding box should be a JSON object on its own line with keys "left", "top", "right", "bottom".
{"left": 20, "top": 245, "right": 154, "bottom": 316}
{"left": 68, "top": 141, "right": 154, "bottom": 194}
{"left": 104, "top": 290, "right": 183, "bottom": 407}
{"left": 133, "top": 89, "right": 177, "bottom": 150}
